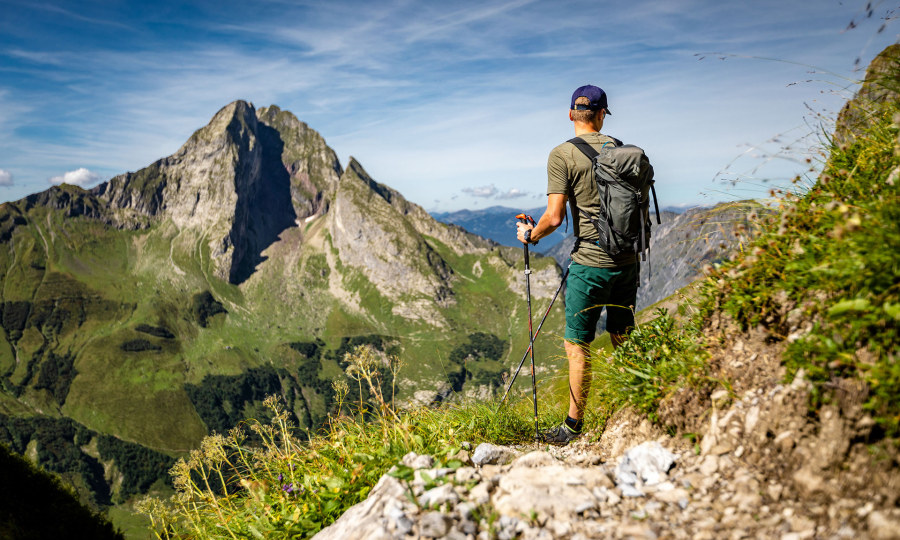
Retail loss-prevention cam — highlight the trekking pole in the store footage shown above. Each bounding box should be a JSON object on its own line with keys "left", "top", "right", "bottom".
{"left": 500, "top": 262, "right": 570, "bottom": 404}
{"left": 514, "top": 213, "right": 540, "bottom": 441}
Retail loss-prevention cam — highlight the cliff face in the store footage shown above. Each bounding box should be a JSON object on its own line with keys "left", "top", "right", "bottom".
{"left": 93, "top": 101, "right": 342, "bottom": 284}
{"left": 834, "top": 43, "right": 900, "bottom": 146}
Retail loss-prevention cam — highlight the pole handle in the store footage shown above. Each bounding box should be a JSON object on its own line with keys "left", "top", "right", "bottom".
{"left": 516, "top": 213, "right": 538, "bottom": 246}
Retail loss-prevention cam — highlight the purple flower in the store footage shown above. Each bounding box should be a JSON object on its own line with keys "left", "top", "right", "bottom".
{"left": 282, "top": 483, "right": 294, "bottom": 493}
{"left": 278, "top": 473, "right": 283, "bottom": 482}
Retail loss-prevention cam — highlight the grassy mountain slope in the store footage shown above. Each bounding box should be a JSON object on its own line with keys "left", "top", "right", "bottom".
{"left": 0, "top": 102, "right": 563, "bottom": 523}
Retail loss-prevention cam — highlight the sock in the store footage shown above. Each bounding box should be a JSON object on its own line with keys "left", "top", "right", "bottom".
{"left": 564, "top": 416, "right": 583, "bottom": 433}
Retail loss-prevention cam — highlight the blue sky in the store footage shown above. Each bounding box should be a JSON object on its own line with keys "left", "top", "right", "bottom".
{"left": 0, "top": 1, "right": 897, "bottom": 212}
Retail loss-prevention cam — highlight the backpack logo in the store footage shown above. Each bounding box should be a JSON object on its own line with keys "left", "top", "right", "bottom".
{"left": 568, "top": 137, "right": 661, "bottom": 259}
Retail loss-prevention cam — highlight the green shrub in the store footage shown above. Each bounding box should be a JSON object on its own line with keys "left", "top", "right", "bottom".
{"left": 590, "top": 309, "right": 709, "bottom": 422}
{"left": 191, "top": 291, "right": 227, "bottom": 327}
{"left": 120, "top": 339, "right": 162, "bottom": 352}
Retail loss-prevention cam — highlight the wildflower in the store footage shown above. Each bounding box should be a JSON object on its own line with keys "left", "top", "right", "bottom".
{"left": 201, "top": 434, "right": 228, "bottom": 464}
{"left": 278, "top": 473, "right": 283, "bottom": 482}
{"left": 170, "top": 459, "right": 192, "bottom": 491}
{"left": 282, "top": 483, "right": 294, "bottom": 493}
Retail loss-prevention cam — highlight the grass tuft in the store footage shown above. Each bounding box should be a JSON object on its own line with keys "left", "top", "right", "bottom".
{"left": 590, "top": 309, "right": 710, "bottom": 423}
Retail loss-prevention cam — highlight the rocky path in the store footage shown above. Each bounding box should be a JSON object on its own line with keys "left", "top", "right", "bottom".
{"left": 314, "top": 368, "right": 900, "bottom": 540}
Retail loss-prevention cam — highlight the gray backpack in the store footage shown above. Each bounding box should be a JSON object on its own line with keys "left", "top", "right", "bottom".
{"left": 568, "top": 137, "right": 660, "bottom": 260}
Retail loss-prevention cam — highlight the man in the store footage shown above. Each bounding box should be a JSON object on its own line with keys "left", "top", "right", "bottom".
{"left": 516, "top": 84, "right": 648, "bottom": 444}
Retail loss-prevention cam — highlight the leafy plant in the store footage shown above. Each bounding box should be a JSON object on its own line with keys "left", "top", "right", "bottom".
{"left": 590, "top": 309, "right": 709, "bottom": 422}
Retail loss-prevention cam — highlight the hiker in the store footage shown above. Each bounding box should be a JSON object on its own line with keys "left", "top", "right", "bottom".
{"left": 516, "top": 84, "right": 655, "bottom": 444}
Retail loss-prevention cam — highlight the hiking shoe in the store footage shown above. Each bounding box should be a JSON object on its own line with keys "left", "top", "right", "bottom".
{"left": 541, "top": 424, "right": 581, "bottom": 445}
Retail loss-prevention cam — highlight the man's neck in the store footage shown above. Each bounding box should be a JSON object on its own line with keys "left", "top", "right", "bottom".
{"left": 573, "top": 121, "right": 602, "bottom": 136}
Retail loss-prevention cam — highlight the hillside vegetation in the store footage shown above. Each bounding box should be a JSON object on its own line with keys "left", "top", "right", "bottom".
{"left": 135, "top": 45, "right": 900, "bottom": 539}
{"left": 0, "top": 443, "right": 123, "bottom": 539}
{"left": 703, "top": 43, "right": 900, "bottom": 436}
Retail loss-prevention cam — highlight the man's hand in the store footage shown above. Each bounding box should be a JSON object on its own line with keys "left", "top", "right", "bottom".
{"left": 516, "top": 221, "right": 534, "bottom": 244}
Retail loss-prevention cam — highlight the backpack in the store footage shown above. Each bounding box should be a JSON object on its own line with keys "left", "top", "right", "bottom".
{"left": 568, "top": 137, "right": 661, "bottom": 261}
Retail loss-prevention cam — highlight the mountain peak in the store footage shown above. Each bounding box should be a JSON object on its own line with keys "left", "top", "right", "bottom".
{"left": 92, "top": 102, "right": 342, "bottom": 283}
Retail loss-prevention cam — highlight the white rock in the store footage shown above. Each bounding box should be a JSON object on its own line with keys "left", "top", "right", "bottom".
{"left": 699, "top": 455, "right": 719, "bottom": 476}
{"left": 512, "top": 451, "right": 558, "bottom": 468}
{"left": 311, "top": 474, "right": 405, "bottom": 540}
{"left": 455, "top": 466, "right": 480, "bottom": 483}
{"left": 469, "top": 481, "right": 492, "bottom": 504}
{"left": 402, "top": 452, "right": 435, "bottom": 469}
{"left": 419, "top": 483, "right": 459, "bottom": 508}
{"left": 419, "top": 511, "right": 450, "bottom": 538}
{"left": 653, "top": 487, "right": 691, "bottom": 506}
{"left": 744, "top": 405, "right": 761, "bottom": 434}
{"left": 492, "top": 464, "right": 611, "bottom": 519}
{"left": 868, "top": 511, "right": 900, "bottom": 540}
{"left": 615, "top": 441, "right": 678, "bottom": 487}
{"left": 472, "top": 443, "right": 516, "bottom": 466}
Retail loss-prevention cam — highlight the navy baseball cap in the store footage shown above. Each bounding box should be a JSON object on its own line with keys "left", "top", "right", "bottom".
{"left": 570, "top": 85, "right": 611, "bottom": 114}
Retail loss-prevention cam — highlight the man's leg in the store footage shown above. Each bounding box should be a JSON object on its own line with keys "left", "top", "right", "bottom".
{"left": 565, "top": 331, "right": 623, "bottom": 422}
{"left": 544, "top": 262, "right": 603, "bottom": 443}
{"left": 564, "top": 340, "right": 591, "bottom": 420}
{"left": 607, "top": 263, "right": 639, "bottom": 350}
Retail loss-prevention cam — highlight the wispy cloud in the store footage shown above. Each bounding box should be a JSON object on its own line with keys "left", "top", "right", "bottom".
{"left": 496, "top": 188, "right": 530, "bottom": 199}
{"left": 462, "top": 185, "right": 498, "bottom": 198}
{"left": 0, "top": 169, "right": 12, "bottom": 186}
{"left": 48, "top": 167, "right": 101, "bottom": 187}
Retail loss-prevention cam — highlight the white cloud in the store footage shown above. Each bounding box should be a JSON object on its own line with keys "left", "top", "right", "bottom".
{"left": 496, "top": 188, "right": 529, "bottom": 199}
{"left": 48, "top": 167, "right": 101, "bottom": 187}
{"left": 462, "top": 184, "right": 498, "bottom": 198}
{"left": 0, "top": 169, "right": 12, "bottom": 186}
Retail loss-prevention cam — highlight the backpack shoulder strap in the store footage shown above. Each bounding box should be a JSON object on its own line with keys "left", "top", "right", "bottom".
{"left": 567, "top": 137, "right": 599, "bottom": 160}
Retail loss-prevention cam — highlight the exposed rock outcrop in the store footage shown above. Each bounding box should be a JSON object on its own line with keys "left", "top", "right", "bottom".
{"left": 93, "top": 100, "right": 342, "bottom": 284}
{"left": 834, "top": 43, "right": 900, "bottom": 146}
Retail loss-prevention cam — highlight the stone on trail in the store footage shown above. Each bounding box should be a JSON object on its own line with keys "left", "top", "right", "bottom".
{"left": 419, "top": 482, "right": 459, "bottom": 507}
{"left": 471, "top": 442, "right": 516, "bottom": 465}
{"left": 492, "top": 464, "right": 609, "bottom": 519}
{"left": 311, "top": 474, "right": 406, "bottom": 540}
{"left": 419, "top": 511, "right": 450, "bottom": 538}
{"left": 402, "top": 451, "right": 435, "bottom": 469}
{"left": 867, "top": 510, "right": 900, "bottom": 540}
{"left": 616, "top": 441, "right": 678, "bottom": 488}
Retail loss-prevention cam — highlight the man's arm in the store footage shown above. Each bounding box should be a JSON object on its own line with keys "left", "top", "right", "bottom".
{"left": 516, "top": 193, "right": 566, "bottom": 244}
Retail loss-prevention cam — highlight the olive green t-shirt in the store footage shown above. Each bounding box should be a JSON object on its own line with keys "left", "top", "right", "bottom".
{"left": 547, "top": 132, "right": 638, "bottom": 268}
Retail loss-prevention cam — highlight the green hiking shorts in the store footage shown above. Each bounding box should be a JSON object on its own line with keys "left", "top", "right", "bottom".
{"left": 564, "top": 262, "right": 639, "bottom": 345}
